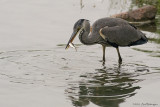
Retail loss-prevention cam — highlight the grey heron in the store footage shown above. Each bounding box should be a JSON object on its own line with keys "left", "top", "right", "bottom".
{"left": 65, "top": 17, "right": 148, "bottom": 63}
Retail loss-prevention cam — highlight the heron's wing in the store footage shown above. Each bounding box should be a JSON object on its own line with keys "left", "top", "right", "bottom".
{"left": 99, "top": 25, "right": 147, "bottom": 47}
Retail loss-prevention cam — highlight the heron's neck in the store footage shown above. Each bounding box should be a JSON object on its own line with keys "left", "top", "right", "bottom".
{"left": 79, "top": 22, "right": 99, "bottom": 45}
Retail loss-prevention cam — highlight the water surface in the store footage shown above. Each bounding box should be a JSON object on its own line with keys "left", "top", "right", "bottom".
{"left": 0, "top": 0, "right": 160, "bottom": 107}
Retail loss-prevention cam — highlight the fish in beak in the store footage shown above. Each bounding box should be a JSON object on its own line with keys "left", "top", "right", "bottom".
{"left": 65, "top": 19, "right": 87, "bottom": 50}
{"left": 65, "top": 29, "right": 79, "bottom": 50}
{"left": 69, "top": 43, "right": 77, "bottom": 51}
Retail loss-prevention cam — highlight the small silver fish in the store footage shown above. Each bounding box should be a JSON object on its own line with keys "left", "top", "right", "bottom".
{"left": 69, "top": 43, "right": 77, "bottom": 51}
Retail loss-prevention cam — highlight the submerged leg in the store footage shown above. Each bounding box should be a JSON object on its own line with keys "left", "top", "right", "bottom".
{"left": 102, "top": 45, "right": 106, "bottom": 62}
{"left": 116, "top": 47, "right": 122, "bottom": 64}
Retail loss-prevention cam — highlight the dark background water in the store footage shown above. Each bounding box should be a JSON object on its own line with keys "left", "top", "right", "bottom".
{"left": 0, "top": 0, "right": 159, "bottom": 107}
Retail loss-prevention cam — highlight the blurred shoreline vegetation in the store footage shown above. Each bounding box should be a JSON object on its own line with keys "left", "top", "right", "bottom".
{"left": 131, "top": 0, "right": 160, "bottom": 43}
{"left": 132, "top": 0, "right": 160, "bottom": 14}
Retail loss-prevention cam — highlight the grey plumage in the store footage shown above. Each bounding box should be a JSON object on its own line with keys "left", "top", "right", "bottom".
{"left": 100, "top": 25, "right": 147, "bottom": 47}
{"left": 91, "top": 17, "right": 147, "bottom": 46}
{"left": 66, "top": 17, "right": 148, "bottom": 63}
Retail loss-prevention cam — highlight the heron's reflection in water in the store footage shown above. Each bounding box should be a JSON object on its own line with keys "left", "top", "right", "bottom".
{"left": 66, "top": 64, "right": 142, "bottom": 107}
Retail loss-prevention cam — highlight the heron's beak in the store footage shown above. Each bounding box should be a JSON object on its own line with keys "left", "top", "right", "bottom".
{"left": 65, "top": 30, "right": 79, "bottom": 49}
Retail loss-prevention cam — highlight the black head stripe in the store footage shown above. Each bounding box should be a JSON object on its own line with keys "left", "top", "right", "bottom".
{"left": 74, "top": 19, "right": 84, "bottom": 29}
{"left": 76, "top": 19, "right": 88, "bottom": 26}
{"left": 73, "top": 19, "right": 89, "bottom": 30}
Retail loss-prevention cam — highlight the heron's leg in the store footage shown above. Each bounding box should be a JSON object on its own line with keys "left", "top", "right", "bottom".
{"left": 102, "top": 45, "right": 106, "bottom": 62}
{"left": 116, "top": 47, "right": 122, "bottom": 64}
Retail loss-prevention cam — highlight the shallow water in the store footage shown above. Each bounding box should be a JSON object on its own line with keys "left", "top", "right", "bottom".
{"left": 0, "top": 0, "right": 160, "bottom": 107}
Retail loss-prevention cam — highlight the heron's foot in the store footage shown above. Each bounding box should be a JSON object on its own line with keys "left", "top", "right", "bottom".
{"left": 99, "top": 59, "right": 105, "bottom": 65}
{"left": 99, "top": 59, "right": 105, "bottom": 62}
{"left": 118, "top": 57, "right": 122, "bottom": 64}
{"left": 99, "top": 58, "right": 105, "bottom": 62}
{"left": 102, "top": 60, "right": 105, "bottom": 66}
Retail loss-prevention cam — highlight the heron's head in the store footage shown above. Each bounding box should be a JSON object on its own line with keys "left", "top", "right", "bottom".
{"left": 65, "top": 19, "right": 89, "bottom": 49}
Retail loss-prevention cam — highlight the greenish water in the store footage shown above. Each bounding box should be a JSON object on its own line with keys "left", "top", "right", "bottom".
{"left": 132, "top": 0, "right": 160, "bottom": 47}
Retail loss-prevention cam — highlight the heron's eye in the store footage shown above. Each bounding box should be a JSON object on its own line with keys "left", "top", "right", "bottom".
{"left": 77, "top": 27, "right": 81, "bottom": 30}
